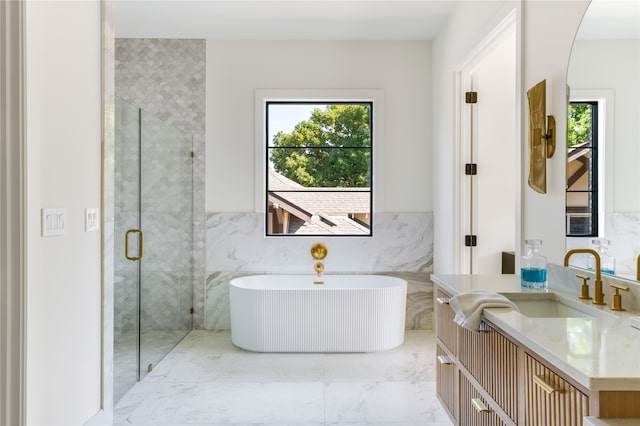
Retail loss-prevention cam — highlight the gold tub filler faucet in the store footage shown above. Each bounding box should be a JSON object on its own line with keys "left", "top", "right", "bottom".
{"left": 311, "top": 243, "right": 327, "bottom": 278}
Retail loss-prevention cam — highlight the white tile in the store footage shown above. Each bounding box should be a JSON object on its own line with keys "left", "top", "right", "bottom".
{"left": 324, "top": 382, "right": 449, "bottom": 425}
{"left": 114, "top": 330, "right": 453, "bottom": 425}
{"left": 123, "top": 381, "right": 324, "bottom": 424}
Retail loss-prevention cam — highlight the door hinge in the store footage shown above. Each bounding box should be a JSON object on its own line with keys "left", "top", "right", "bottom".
{"left": 465, "top": 235, "right": 478, "bottom": 247}
{"left": 465, "top": 163, "right": 477, "bottom": 175}
{"left": 190, "top": 307, "right": 194, "bottom": 314}
{"left": 465, "top": 91, "right": 478, "bottom": 104}
{"left": 190, "top": 151, "right": 195, "bottom": 158}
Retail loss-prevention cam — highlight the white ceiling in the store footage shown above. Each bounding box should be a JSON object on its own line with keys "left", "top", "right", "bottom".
{"left": 114, "top": 0, "right": 459, "bottom": 40}
{"left": 115, "top": 0, "right": 640, "bottom": 42}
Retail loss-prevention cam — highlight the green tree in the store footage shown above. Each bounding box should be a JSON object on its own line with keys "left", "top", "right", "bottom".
{"left": 270, "top": 104, "right": 371, "bottom": 187}
{"left": 568, "top": 103, "right": 592, "bottom": 147}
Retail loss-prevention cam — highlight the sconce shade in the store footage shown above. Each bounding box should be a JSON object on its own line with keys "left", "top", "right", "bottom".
{"left": 527, "top": 79, "right": 549, "bottom": 194}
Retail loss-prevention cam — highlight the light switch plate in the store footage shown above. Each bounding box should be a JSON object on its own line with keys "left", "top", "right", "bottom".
{"left": 42, "top": 208, "right": 66, "bottom": 237}
{"left": 85, "top": 208, "right": 99, "bottom": 232}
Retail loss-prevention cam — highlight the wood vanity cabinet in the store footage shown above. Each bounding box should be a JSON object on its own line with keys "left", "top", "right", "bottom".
{"left": 435, "top": 287, "right": 640, "bottom": 426}
{"left": 522, "top": 352, "right": 589, "bottom": 426}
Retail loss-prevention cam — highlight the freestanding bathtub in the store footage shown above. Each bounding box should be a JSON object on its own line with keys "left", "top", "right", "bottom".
{"left": 229, "top": 274, "right": 407, "bottom": 352}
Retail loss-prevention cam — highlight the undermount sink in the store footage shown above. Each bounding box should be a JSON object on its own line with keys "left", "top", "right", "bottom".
{"left": 502, "top": 293, "right": 616, "bottom": 319}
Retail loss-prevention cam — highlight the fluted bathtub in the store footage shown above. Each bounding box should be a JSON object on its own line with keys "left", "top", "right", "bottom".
{"left": 229, "top": 274, "right": 407, "bottom": 352}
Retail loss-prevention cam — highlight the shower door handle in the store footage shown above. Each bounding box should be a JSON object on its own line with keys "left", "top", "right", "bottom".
{"left": 125, "top": 229, "right": 144, "bottom": 261}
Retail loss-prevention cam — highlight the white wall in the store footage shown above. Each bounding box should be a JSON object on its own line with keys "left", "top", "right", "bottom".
{"left": 432, "top": 0, "right": 519, "bottom": 274}
{"left": 25, "top": 1, "right": 102, "bottom": 424}
{"left": 521, "top": 0, "right": 590, "bottom": 265}
{"left": 432, "top": 0, "right": 590, "bottom": 273}
{"left": 206, "top": 41, "right": 432, "bottom": 213}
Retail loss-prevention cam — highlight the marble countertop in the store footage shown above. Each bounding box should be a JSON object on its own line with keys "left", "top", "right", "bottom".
{"left": 430, "top": 270, "right": 640, "bottom": 392}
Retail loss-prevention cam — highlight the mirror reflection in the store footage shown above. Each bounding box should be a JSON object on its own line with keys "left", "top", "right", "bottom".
{"left": 566, "top": 0, "right": 640, "bottom": 280}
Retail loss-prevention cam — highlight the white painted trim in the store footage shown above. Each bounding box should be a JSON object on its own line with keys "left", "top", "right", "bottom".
{"left": 0, "top": 0, "right": 26, "bottom": 424}
{"left": 454, "top": 7, "right": 521, "bottom": 274}
{"left": 568, "top": 89, "right": 614, "bottom": 238}
{"left": 253, "top": 88, "right": 385, "bottom": 219}
{"left": 514, "top": 2, "right": 523, "bottom": 272}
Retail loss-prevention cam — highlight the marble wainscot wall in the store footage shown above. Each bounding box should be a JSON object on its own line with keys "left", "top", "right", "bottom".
{"left": 205, "top": 212, "right": 434, "bottom": 330}
{"left": 606, "top": 213, "right": 640, "bottom": 279}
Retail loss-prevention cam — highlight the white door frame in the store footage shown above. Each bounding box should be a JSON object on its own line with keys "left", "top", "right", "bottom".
{"left": 453, "top": 8, "right": 522, "bottom": 274}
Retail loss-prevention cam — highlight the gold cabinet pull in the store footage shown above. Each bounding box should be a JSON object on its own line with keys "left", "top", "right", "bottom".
{"left": 533, "top": 374, "right": 564, "bottom": 394}
{"left": 437, "top": 355, "right": 453, "bottom": 365}
{"left": 125, "top": 229, "right": 144, "bottom": 261}
{"left": 471, "top": 398, "right": 489, "bottom": 412}
{"left": 436, "top": 297, "right": 450, "bottom": 305}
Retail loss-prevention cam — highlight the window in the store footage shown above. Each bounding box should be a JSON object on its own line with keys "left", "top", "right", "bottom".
{"left": 265, "top": 101, "right": 373, "bottom": 236}
{"left": 566, "top": 101, "right": 598, "bottom": 236}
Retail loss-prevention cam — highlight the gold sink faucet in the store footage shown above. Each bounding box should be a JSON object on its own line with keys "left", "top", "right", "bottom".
{"left": 564, "top": 249, "right": 606, "bottom": 305}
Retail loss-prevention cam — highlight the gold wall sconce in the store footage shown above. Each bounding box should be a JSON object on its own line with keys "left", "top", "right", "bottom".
{"left": 527, "top": 79, "right": 556, "bottom": 194}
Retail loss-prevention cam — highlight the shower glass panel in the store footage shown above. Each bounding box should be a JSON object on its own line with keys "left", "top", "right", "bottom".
{"left": 114, "top": 98, "right": 193, "bottom": 402}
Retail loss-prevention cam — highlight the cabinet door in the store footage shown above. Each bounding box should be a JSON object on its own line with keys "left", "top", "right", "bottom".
{"left": 436, "top": 290, "right": 457, "bottom": 356}
{"left": 459, "top": 372, "right": 509, "bottom": 426}
{"left": 458, "top": 322, "right": 518, "bottom": 423}
{"left": 523, "top": 353, "right": 589, "bottom": 426}
{"left": 437, "top": 344, "right": 458, "bottom": 422}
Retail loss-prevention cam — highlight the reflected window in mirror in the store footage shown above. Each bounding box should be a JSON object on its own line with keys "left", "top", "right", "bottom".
{"left": 265, "top": 101, "right": 373, "bottom": 236}
{"left": 566, "top": 101, "right": 599, "bottom": 237}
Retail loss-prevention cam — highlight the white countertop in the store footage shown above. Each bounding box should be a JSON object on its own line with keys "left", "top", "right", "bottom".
{"left": 430, "top": 273, "right": 640, "bottom": 392}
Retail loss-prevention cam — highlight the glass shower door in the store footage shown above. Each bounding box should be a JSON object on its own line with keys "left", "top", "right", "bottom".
{"left": 139, "top": 108, "right": 193, "bottom": 379}
{"left": 114, "top": 98, "right": 193, "bottom": 400}
{"left": 114, "top": 99, "right": 142, "bottom": 401}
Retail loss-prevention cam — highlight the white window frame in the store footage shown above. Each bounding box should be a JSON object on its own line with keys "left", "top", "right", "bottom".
{"left": 254, "top": 89, "right": 384, "bottom": 234}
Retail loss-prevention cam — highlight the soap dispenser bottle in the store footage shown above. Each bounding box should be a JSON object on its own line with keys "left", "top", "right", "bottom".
{"left": 588, "top": 238, "right": 615, "bottom": 275}
{"left": 521, "top": 239, "right": 548, "bottom": 290}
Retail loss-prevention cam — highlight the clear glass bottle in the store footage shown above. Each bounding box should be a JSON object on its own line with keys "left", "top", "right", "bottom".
{"left": 588, "top": 238, "right": 615, "bottom": 275}
{"left": 521, "top": 239, "right": 548, "bottom": 290}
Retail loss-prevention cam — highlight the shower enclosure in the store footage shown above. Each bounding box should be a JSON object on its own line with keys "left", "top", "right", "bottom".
{"left": 114, "top": 98, "right": 193, "bottom": 401}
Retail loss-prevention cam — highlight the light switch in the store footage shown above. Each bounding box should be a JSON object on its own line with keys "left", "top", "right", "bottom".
{"left": 42, "top": 208, "right": 66, "bottom": 237}
{"left": 85, "top": 208, "right": 99, "bottom": 232}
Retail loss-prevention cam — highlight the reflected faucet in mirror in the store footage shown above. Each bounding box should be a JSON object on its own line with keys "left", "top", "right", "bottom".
{"left": 564, "top": 248, "right": 606, "bottom": 305}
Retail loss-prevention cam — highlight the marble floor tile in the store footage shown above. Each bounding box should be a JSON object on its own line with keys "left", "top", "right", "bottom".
{"left": 114, "top": 330, "right": 453, "bottom": 426}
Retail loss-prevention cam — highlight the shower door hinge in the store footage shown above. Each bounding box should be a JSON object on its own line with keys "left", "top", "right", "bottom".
{"left": 465, "top": 91, "right": 478, "bottom": 104}
{"left": 465, "top": 163, "right": 477, "bottom": 175}
{"left": 190, "top": 307, "right": 194, "bottom": 314}
{"left": 190, "top": 151, "right": 195, "bottom": 158}
{"left": 465, "top": 235, "right": 478, "bottom": 247}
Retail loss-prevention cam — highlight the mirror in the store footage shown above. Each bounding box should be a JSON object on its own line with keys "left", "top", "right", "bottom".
{"left": 566, "top": 0, "right": 640, "bottom": 280}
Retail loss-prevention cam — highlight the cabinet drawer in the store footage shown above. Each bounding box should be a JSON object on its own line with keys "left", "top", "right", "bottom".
{"left": 436, "top": 290, "right": 457, "bottom": 355}
{"left": 436, "top": 344, "right": 458, "bottom": 422}
{"left": 523, "top": 353, "right": 589, "bottom": 426}
{"left": 459, "top": 372, "right": 509, "bottom": 426}
{"left": 458, "top": 322, "right": 518, "bottom": 422}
